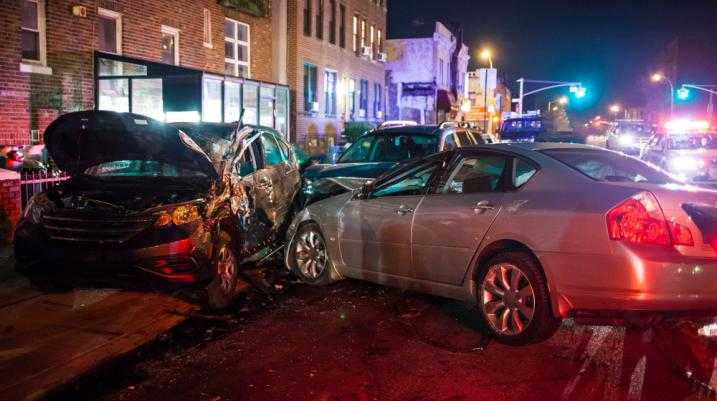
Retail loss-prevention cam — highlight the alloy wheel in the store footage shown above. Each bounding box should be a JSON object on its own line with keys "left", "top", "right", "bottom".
{"left": 217, "top": 247, "right": 237, "bottom": 294}
{"left": 294, "top": 229, "right": 327, "bottom": 279}
{"left": 481, "top": 263, "right": 536, "bottom": 335}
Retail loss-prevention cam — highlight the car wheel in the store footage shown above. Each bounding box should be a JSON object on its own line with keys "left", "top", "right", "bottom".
{"left": 205, "top": 242, "right": 239, "bottom": 309}
{"left": 477, "top": 252, "right": 559, "bottom": 345}
{"left": 289, "top": 223, "right": 335, "bottom": 285}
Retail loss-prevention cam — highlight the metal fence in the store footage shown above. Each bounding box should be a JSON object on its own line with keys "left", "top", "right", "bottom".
{"left": 19, "top": 170, "right": 69, "bottom": 211}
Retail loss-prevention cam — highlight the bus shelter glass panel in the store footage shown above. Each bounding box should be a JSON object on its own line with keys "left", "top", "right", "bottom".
{"left": 224, "top": 81, "right": 241, "bottom": 123}
{"left": 202, "top": 77, "right": 223, "bottom": 123}
{"left": 275, "top": 87, "right": 288, "bottom": 137}
{"left": 131, "top": 79, "right": 164, "bottom": 121}
{"left": 98, "top": 79, "right": 129, "bottom": 112}
{"left": 242, "top": 83, "right": 258, "bottom": 125}
{"left": 259, "top": 86, "right": 275, "bottom": 128}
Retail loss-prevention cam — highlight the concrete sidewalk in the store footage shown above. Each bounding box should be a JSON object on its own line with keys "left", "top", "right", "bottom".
{"left": 0, "top": 250, "right": 197, "bottom": 401}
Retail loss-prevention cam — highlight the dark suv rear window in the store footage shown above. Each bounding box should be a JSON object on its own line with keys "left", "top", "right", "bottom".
{"left": 338, "top": 134, "right": 439, "bottom": 163}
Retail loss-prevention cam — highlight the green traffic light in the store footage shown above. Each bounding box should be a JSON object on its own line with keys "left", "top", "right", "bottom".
{"left": 677, "top": 87, "right": 690, "bottom": 100}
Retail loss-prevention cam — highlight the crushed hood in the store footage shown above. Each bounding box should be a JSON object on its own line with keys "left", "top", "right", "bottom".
{"left": 44, "top": 111, "right": 218, "bottom": 179}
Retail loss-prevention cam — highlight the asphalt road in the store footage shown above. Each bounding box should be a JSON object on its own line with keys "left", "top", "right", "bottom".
{"left": 54, "top": 278, "right": 717, "bottom": 401}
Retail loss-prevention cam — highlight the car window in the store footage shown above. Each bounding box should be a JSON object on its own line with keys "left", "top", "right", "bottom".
{"left": 542, "top": 149, "right": 677, "bottom": 184}
{"left": 443, "top": 154, "right": 509, "bottom": 194}
{"left": 456, "top": 130, "right": 477, "bottom": 146}
{"left": 234, "top": 145, "right": 256, "bottom": 176}
{"left": 339, "top": 134, "right": 439, "bottom": 163}
{"left": 514, "top": 158, "right": 538, "bottom": 187}
{"left": 272, "top": 132, "right": 292, "bottom": 161}
{"left": 444, "top": 134, "right": 457, "bottom": 151}
{"left": 371, "top": 159, "right": 440, "bottom": 198}
{"left": 260, "top": 132, "right": 284, "bottom": 166}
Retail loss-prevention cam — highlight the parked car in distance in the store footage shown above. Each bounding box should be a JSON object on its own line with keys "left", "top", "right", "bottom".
{"left": 640, "top": 121, "right": 717, "bottom": 187}
{"left": 499, "top": 115, "right": 545, "bottom": 142}
{"left": 15, "top": 111, "right": 300, "bottom": 308}
{"left": 286, "top": 142, "right": 717, "bottom": 344}
{"left": 301, "top": 123, "right": 484, "bottom": 204}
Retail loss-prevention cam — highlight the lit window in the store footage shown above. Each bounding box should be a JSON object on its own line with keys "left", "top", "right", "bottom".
{"left": 352, "top": 16, "right": 357, "bottom": 52}
{"left": 98, "top": 8, "right": 122, "bottom": 54}
{"left": 202, "top": 77, "right": 222, "bottom": 123}
{"left": 161, "top": 25, "right": 180, "bottom": 65}
{"left": 377, "top": 28, "right": 382, "bottom": 53}
{"left": 304, "top": 63, "right": 318, "bottom": 112}
{"left": 360, "top": 19, "right": 366, "bottom": 48}
{"left": 324, "top": 70, "right": 337, "bottom": 116}
{"left": 369, "top": 25, "right": 374, "bottom": 58}
{"left": 224, "top": 18, "right": 250, "bottom": 77}
{"left": 203, "top": 8, "right": 212, "bottom": 47}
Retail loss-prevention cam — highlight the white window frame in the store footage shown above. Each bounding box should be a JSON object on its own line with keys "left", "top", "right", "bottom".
{"left": 224, "top": 18, "right": 251, "bottom": 78}
{"left": 161, "top": 25, "right": 180, "bottom": 65}
{"left": 19, "top": 0, "right": 51, "bottom": 75}
{"left": 97, "top": 8, "right": 122, "bottom": 55}
{"left": 324, "top": 69, "right": 338, "bottom": 116}
{"left": 202, "top": 8, "right": 213, "bottom": 48}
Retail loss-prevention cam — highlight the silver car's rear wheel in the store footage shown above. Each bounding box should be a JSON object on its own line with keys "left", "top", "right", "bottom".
{"left": 481, "top": 263, "right": 535, "bottom": 335}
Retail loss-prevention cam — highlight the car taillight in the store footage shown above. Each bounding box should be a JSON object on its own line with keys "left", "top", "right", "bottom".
{"left": 606, "top": 191, "right": 693, "bottom": 247}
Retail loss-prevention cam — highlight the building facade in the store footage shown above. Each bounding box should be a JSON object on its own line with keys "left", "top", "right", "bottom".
{"left": 464, "top": 69, "right": 512, "bottom": 133}
{"left": 287, "top": 0, "right": 387, "bottom": 153}
{"left": 0, "top": 0, "right": 290, "bottom": 147}
{"left": 384, "top": 21, "right": 469, "bottom": 124}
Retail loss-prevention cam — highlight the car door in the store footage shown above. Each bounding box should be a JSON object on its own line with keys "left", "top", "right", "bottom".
{"left": 249, "top": 130, "right": 286, "bottom": 228}
{"left": 338, "top": 155, "right": 444, "bottom": 277}
{"left": 411, "top": 150, "right": 536, "bottom": 285}
{"left": 266, "top": 130, "right": 301, "bottom": 222}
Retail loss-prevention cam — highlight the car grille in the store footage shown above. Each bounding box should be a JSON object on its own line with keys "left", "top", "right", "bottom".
{"left": 42, "top": 212, "right": 154, "bottom": 244}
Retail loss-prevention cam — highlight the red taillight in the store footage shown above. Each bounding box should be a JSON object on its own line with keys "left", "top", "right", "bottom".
{"left": 606, "top": 191, "right": 693, "bottom": 247}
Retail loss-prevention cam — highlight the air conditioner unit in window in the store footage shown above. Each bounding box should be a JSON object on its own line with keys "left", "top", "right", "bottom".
{"left": 358, "top": 109, "right": 366, "bottom": 118}
{"left": 361, "top": 46, "right": 372, "bottom": 58}
{"left": 376, "top": 52, "right": 387, "bottom": 62}
{"left": 311, "top": 101, "right": 320, "bottom": 112}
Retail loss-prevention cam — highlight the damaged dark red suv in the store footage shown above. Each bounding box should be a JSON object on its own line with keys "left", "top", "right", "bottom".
{"left": 14, "top": 111, "right": 301, "bottom": 308}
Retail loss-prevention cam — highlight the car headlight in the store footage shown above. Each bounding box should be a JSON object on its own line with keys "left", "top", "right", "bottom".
{"left": 669, "top": 156, "right": 704, "bottom": 172}
{"left": 618, "top": 134, "right": 634, "bottom": 146}
{"left": 154, "top": 204, "right": 201, "bottom": 228}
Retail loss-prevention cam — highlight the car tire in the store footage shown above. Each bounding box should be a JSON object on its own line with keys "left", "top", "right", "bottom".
{"left": 205, "top": 241, "right": 239, "bottom": 310}
{"left": 288, "top": 222, "right": 336, "bottom": 285}
{"left": 476, "top": 251, "right": 560, "bottom": 345}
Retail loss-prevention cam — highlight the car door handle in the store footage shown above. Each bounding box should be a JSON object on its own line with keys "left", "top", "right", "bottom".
{"left": 474, "top": 200, "right": 495, "bottom": 213}
{"left": 396, "top": 205, "right": 414, "bottom": 216}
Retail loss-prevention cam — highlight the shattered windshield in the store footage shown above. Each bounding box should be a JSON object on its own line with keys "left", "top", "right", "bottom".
{"left": 84, "top": 160, "right": 208, "bottom": 177}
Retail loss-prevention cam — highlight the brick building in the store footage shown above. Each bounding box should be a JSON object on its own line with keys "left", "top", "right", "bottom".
{"left": 0, "top": 0, "right": 290, "bottom": 147}
{"left": 0, "top": 0, "right": 290, "bottom": 239}
{"left": 287, "top": 0, "right": 387, "bottom": 153}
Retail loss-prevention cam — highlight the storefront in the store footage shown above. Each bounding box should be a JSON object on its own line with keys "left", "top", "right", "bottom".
{"left": 94, "top": 52, "right": 290, "bottom": 138}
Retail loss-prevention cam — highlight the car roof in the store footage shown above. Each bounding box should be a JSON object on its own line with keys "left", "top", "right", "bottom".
{"left": 369, "top": 125, "right": 441, "bottom": 136}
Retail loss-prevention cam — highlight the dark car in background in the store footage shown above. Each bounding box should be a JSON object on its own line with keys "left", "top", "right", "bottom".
{"left": 301, "top": 123, "right": 483, "bottom": 203}
{"left": 499, "top": 115, "right": 545, "bottom": 142}
{"left": 14, "top": 111, "right": 301, "bottom": 308}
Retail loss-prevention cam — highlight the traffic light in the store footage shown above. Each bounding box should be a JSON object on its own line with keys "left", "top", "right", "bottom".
{"left": 677, "top": 87, "right": 690, "bottom": 100}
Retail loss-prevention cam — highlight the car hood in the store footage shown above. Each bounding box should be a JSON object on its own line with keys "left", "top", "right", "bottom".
{"left": 44, "top": 111, "right": 218, "bottom": 179}
{"left": 303, "top": 162, "right": 397, "bottom": 180}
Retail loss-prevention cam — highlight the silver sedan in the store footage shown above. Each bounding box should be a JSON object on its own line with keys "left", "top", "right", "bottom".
{"left": 285, "top": 143, "right": 717, "bottom": 344}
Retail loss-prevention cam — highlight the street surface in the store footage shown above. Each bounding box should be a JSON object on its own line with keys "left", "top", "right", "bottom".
{"left": 45, "top": 276, "right": 717, "bottom": 401}
{"left": 0, "top": 250, "right": 197, "bottom": 401}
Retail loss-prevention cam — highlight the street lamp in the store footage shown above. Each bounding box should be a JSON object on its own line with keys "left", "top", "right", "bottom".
{"left": 479, "top": 48, "right": 494, "bottom": 133}
{"left": 609, "top": 104, "right": 620, "bottom": 113}
{"left": 651, "top": 72, "right": 674, "bottom": 116}
{"left": 558, "top": 96, "right": 568, "bottom": 105}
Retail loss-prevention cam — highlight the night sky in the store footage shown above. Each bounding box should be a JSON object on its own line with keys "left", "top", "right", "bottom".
{"left": 387, "top": 0, "right": 717, "bottom": 118}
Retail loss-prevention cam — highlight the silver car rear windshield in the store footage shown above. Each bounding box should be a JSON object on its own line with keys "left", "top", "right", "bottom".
{"left": 541, "top": 149, "right": 677, "bottom": 184}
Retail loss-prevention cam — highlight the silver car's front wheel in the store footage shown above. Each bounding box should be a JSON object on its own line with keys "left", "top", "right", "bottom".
{"left": 481, "top": 263, "right": 535, "bottom": 335}
{"left": 290, "top": 223, "right": 335, "bottom": 284}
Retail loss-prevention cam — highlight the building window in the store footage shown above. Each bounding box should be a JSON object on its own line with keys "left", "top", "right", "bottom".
{"left": 328, "top": 0, "right": 336, "bottom": 44}
{"left": 98, "top": 8, "right": 122, "bottom": 54}
{"left": 324, "top": 70, "right": 337, "bottom": 116}
{"left": 21, "top": 0, "right": 47, "bottom": 66}
{"left": 260, "top": 86, "right": 275, "bottom": 127}
{"left": 224, "top": 19, "right": 250, "bottom": 78}
{"left": 346, "top": 78, "right": 355, "bottom": 118}
{"left": 203, "top": 8, "right": 212, "bottom": 48}
{"left": 339, "top": 4, "right": 345, "bottom": 48}
{"left": 360, "top": 19, "right": 366, "bottom": 49}
{"left": 315, "top": 0, "right": 323, "bottom": 40}
{"left": 359, "top": 79, "right": 368, "bottom": 116}
{"left": 373, "top": 82, "right": 382, "bottom": 118}
{"left": 161, "top": 25, "right": 180, "bottom": 65}
{"left": 224, "top": 81, "right": 241, "bottom": 123}
{"left": 352, "top": 16, "right": 358, "bottom": 52}
{"left": 303, "top": 63, "right": 318, "bottom": 113}
{"left": 369, "top": 25, "right": 375, "bottom": 58}
{"left": 202, "top": 77, "right": 222, "bottom": 123}
{"left": 377, "top": 28, "right": 382, "bottom": 53}
{"left": 243, "top": 83, "right": 259, "bottom": 125}
{"left": 303, "top": 0, "right": 311, "bottom": 36}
